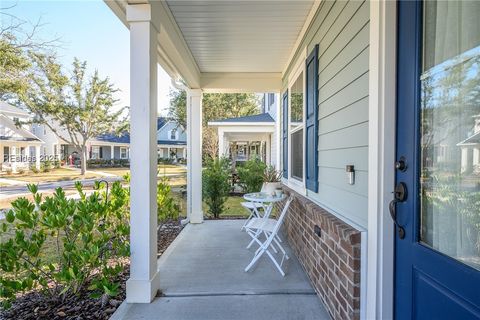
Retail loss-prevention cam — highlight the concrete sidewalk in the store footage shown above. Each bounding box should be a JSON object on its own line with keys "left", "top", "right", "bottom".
{"left": 111, "top": 220, "right": 330, "bottom": 320}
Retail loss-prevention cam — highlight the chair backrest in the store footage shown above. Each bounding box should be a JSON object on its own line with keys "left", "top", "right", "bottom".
{"left": 266, "top": 196, "right": 293, "bottom": 245}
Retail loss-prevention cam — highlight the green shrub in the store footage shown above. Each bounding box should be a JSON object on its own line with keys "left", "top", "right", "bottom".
{"left": 30, "top": 165, "right": 40, "bottom": 174}
{"left": 202, "top": 158, "right": 231, "bottom": 219}
{"left": 0, "top": 182, "right": 130, "bottom": 308}
{"left": 41, "top": 160, "right": 52, "bottom": 172}
{"left": 237, "top": 157, "right": 267, "bottom": 193}
{"left": 157, "top": 177, "right": 180, "bottom": 224}
{"left": 17, "top": 168, "right": 25, "bottom": 175}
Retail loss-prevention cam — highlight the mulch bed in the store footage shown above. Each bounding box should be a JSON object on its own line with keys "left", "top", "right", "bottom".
{"left": 0, "top": 221, "right": 184, "bottom": 320}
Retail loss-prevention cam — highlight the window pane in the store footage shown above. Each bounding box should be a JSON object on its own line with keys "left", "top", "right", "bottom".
{"left": 290, "top": 71, "right": 304, "bottom": 181}
{"left": 420, "top": 0, "right": 480, "bottom": 270}
{"left": 291, "top": 129, "right": 303, "bottom": 180}
{"left": 291, "top": 72, "right": 303, "bottom": 124}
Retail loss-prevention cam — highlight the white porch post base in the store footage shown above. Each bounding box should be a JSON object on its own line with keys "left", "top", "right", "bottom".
{"left": 125, "top": 271, "right": 160, "bottom": 303}
{"left": 187, "top": 89, "right": 203, "bottom": 224}
{"left": 126, "top": 3, "right": 160, "bottom": 304}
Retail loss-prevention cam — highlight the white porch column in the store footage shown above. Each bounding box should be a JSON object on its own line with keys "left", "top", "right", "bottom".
{"left": 266, "top": 134, "right": 271, "bottom": 166}
{"left": 35, "top": 145, "right": 41, "bottom": 170}
{"left": 187, "top": 88, "right": 203, "bottom": 224}
{"left": 10, "top": 146, "right": 17, "bottom": 173}
{"left": 126, "top": 3, "right": 159, "bottom": 303}
{"left": 110, "top": 145, "right": 115, "bottom": 160}
{"left": 218, "top": 129, "right": 225, "bottom": 158}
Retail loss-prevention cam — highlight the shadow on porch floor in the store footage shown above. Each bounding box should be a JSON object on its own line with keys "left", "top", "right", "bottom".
{"left": 111, "top": 220, "right": 330, "bottom": 320}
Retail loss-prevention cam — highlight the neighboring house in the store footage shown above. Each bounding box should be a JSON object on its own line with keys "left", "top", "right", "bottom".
{"left": 105, "top": 1, "right": 480, "bottom": 318}
{"left": 84, "top": 117, "right": 186, "bottom": 162}
{"left": 0, "top": 101, "right": 43, "bottom": 172}
{"left": 31, "top": 122, "right": 65, "bottom": 161}
{"left": 156, "top": 117, "right": 187, "bottom": 160}
{"left": 208, "top": 93, "right": 279, "bottom": 168}
{"left": 457, "top": 114, "right": 480, "bottom": 174}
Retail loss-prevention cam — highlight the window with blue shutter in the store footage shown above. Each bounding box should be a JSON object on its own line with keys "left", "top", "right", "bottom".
{"left": 305, "top": 45, "right": 319, "bottom": 192}
{"left": 282, "top": 91, "right": 288, "bottom": 178}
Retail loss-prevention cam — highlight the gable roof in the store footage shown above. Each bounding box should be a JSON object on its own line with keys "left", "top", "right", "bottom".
{"left": 0, "top": 101, "right": 29, "bottom": 117}
{"left": 211, "top": 113, "right": 274, "bottom": 124}
{"left": 458, "top": 131, "right": 480, "bottom": 146}
{"left": 157, "top": 117, "right": 167, "bottom": 131}
{"left": 95, "top": 132, "right": 131, "bottom": 144}
{"left": 0, "top": 114, "right": 42, "bottom": 143}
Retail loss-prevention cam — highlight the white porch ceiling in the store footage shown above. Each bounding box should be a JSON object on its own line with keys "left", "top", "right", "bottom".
{"left": 165, "top": 1, "right": 314, "bottom": 73}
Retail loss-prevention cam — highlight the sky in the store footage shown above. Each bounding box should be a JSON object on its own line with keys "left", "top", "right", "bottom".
{"left": 3, "top": 0, "right": 173, "bottom": 115}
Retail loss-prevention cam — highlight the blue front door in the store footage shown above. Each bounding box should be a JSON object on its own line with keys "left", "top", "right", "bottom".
{"left": 395, "top": 1, "right": 480, "bottom": 318}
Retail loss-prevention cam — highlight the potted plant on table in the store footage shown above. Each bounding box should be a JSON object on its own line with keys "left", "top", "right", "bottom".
{"left": 262, "top": 165, "right": 282, "bottom": 195}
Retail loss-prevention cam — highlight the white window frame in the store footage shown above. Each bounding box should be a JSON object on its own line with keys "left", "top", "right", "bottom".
{"left": 285, "top": 49, "right": 307, "bottom": 195}
{"left": 120, "top": 147, "right": 128, "bottom": 159}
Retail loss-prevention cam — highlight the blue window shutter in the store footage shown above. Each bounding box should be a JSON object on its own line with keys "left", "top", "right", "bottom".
{"left": 282, "top": 91, "right": 288, "bottom": 178}
{"left": 305, "top": 45, "right": 319, "bottom": 192}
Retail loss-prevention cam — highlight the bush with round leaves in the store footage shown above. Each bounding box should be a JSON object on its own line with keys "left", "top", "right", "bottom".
{"left": 0, "top": 182, "right": 130, "bottom": 309}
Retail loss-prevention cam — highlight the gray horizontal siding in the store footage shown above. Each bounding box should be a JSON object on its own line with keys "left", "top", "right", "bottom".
{"left": 282, "top": 0, "right": 369, "bottom": 229}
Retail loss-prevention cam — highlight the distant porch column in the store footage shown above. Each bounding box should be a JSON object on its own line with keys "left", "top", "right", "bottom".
{"left": 111, "top": 145, "right": 115, "bottom": 160}
{"left": 218, "top": 129, "right": 225, "bottom": 158}
{"left": 10, "top": 146, "right": 17, "bottom": 173}
{"left": 187, "top": 88, "right": 203, "bottom": 224}
{"left": 126, "top": 3, "right": 159, "bottom": 303}
{"left": 35, "top": 145, "right": 41, "bottom": 170}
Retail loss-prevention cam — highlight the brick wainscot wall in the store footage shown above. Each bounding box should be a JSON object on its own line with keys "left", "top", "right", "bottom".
{"left": 278, "top": 186, "right": 362, "bottom": 320}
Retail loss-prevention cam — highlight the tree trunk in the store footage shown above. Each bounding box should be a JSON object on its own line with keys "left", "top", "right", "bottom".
{"left": 80, "top": 145, "right": 88, "bottom": 176}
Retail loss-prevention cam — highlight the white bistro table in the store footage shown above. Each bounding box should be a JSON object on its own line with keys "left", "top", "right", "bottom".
{"left": 243, "top": 192, "right": 285, "bottom": 221}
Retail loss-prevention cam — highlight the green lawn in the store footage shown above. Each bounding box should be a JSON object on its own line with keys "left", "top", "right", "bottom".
{"left": 89, "top": 164, "right": 187, "bottom": 179}
{"left": 170, "top": 191, "right": 248, "bottom": 219}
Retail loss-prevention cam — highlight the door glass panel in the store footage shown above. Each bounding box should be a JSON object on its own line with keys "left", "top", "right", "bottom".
{"left": 420, "top": 0, "right": 480, "bottom": 270}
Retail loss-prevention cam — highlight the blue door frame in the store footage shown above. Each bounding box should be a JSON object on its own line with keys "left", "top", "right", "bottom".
{"left": 395, "top": 1, "right": 480, "bottom": 319}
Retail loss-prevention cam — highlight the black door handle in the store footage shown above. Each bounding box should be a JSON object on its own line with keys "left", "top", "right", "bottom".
{"left": 389, "top": 182, "right": 408, "bottom": 239}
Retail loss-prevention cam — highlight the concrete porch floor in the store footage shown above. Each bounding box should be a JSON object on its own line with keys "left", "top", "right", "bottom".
{"left": 111, "top": 220, "right": 330, "bottom": 320}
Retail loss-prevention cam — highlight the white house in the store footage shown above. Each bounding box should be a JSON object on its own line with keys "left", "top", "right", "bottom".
{"left": 0, "top": 101, "right": 43, "bottom": 172}
{"left": 208, "top": 93, "right": 280, "bottom": 168}
{"left": 105, "top": 1, "right": 480, "bottom": 319}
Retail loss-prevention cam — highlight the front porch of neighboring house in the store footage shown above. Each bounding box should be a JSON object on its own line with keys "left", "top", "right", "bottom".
{"left": 105, "top": 0, "right": 398, "bottom": 319}
{"left": 208, "top": 113, "right": 278, "bottom": 167}
{"left": 0, "top": 119, "right": 43, "bottom": 173}
{"left": 0, "top": 101, "right": 43, "bottom": 172}
{"left": 0, "top": 140, "right": 42, "bottom": 172}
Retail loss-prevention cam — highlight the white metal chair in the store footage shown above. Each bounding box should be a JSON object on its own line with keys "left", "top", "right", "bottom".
{"left": 244, "top": 197, "right": 293, "bottom": 276}
{"left": 240, "top": 201, "right": 265, "bottom": 231}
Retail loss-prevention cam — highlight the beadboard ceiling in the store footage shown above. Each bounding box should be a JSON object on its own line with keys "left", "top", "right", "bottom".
{"left": 166, "top": 1, "right": 314, "bottom": 73}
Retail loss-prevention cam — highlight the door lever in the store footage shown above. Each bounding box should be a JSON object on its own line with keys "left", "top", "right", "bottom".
{"left": 389, "top": 182, "right": 407, "bottom": 239}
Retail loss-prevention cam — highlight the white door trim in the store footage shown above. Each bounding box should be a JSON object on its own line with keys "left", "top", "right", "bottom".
{"left": 366, "top": 1, "right": 397, "bottom": 319}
